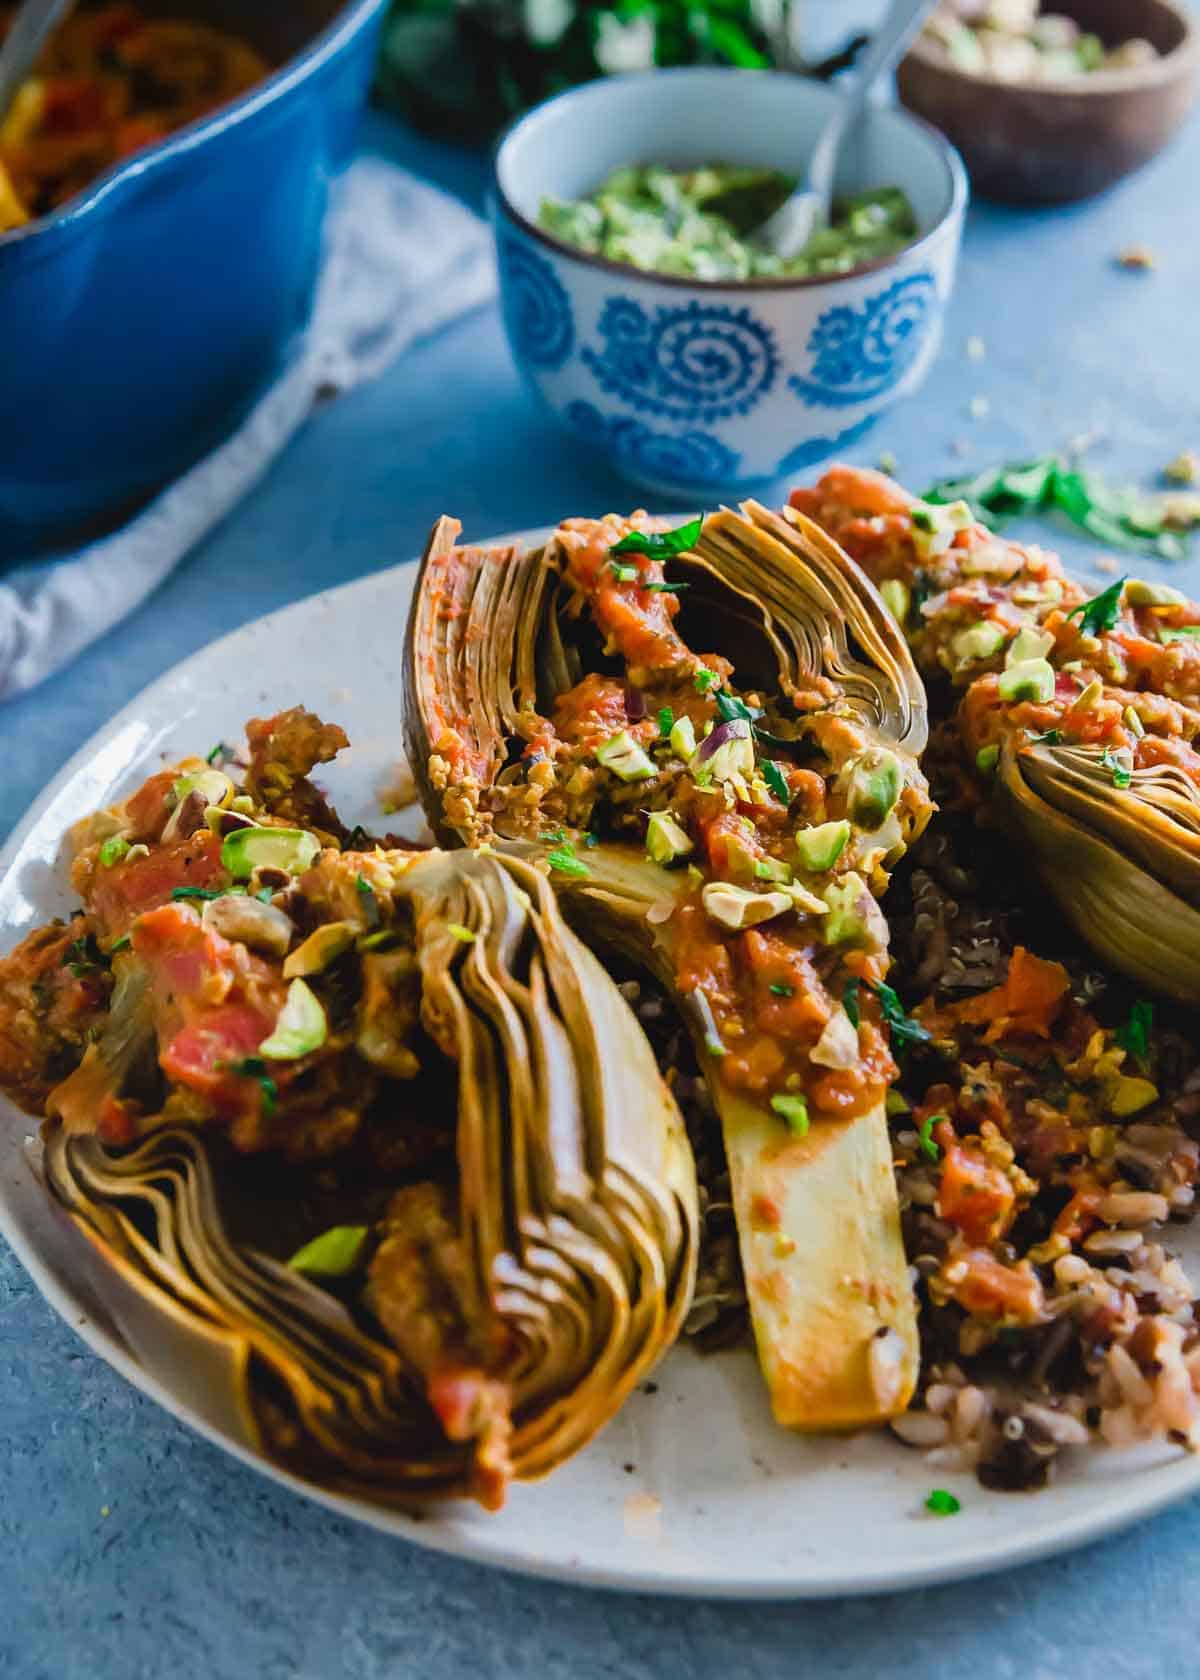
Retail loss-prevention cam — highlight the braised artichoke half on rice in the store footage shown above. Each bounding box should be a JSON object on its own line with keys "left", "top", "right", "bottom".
{"left": 404, "top": 503, "right": 933, "bottom": 1429}
{"left": 791, "top": 467, "right": 1200, "bottom": 1002}
{"left": 1, "top": 716, "right": 697, "bottom": 1509}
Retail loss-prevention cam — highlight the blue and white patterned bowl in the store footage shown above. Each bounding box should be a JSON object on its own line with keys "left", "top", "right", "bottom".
{"left": 491, "top": 69, "right": 967, "bottom": 499}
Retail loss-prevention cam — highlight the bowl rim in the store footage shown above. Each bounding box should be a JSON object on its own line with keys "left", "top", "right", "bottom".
{"left": 490, "top": 67, "right": 969, "bottom": 296}
{"left": 903, "top": 0, "right": 1199, "bottom": 95}
{"left": 0, "top": 0, "right": 388, "bottom": 252}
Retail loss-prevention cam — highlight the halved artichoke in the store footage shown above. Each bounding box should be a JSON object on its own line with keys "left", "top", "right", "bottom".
{"left": 996, "top": 737, "right": 1200, "bottom": 1001}
{"left": 43, "top": 847, "right": 698, "bottom": 1508}
{"left": 405, "top": 504, "right": 932, "bottom": 1430}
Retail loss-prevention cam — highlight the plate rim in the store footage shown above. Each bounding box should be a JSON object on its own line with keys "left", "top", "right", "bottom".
{"left": 5, "top": 539, "right": 1200, "bottom": 1599}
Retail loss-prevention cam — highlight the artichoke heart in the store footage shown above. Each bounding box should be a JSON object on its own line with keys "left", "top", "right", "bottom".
{"left": 404, "top": 503, "right": 933, "bottom": 1430}
{"left": 43, "top": 847, "right": 698, "bottom": 1510}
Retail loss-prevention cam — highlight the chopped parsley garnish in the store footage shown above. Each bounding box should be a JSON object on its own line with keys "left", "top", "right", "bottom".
{"left": 65, "top": 934, "right": 104, "bottom": 977}
{"left": 1065, "top": 577, "right": 1126, "bottom": 637}
{"left": 644, "top": 580, "right": 690, "bottom": 593}
{"left": 546, "top": 845, "right": 590, "bottom": 879}
{"left": 108, "top": 935, "right": 131, "bottom": 954}
{"left": 355, "top": 873, "right": 380, "bottom": 928}
{"left": 206, "top": 741, "right": 236, "bottom": 766}
{"left": 447, "top": 922, "right": 477, "bottom": 943}
{"left": 657, "top": 707, "right": 674, "bottom": 737}
{"left": 694, "top": 666, "right": 720, "bottom": 694}
{"left": 1116, "top": 998, "right": 1153, "bottom": 1060}
{"left": 1101, "top": 746, "right": 1133, "bottom": 789}
{"left": 170, "top": 886, "right": 223, "bottom": 902}
{"left": 844, "top": 977, "right": 928, "bottom": 1051}
{"left": 229, "top": 1056, "right": 278, "bottom": 1118}
{"left": 540, "top": 827, "right": 567, "bottom": 843}
{"left": 917, "top": 1114, "right": 942, "bottom": 1163}
{"left": 770, "top": 1093, "right": 810, "bottom": 1136}
{"left": 761, "top": 760, "right": 790, "bottom": 803}
{"left": 925, "top": 1488, "right": 961, "bottom": 1517}
{"left": 714, "top": 690, "right": 763, "bottom": 730}
{"left": 769, "top": 982, "right": 794, "bottom": 997}
{"left": 874, "top": 980, "right": 931, "bottom": 1053}
{"left": 609, "top": 561, "right": 639, "bottom": 584}
{"left": 1030, "top": 728, "right": 1064, "bottom": 746}
{"left": 610, "top": 517, "right": 703, "bottom": 558}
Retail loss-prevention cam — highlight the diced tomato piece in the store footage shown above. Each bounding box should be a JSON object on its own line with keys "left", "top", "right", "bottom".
{"left": 943, "top": 1249, "right": 1045, "bottom": 1324}
{"left": 938, "top": 1143, "right": 1017, "bottom": 1244}
{"left": 87, "top": 831, "right": 225, "bottom": 937}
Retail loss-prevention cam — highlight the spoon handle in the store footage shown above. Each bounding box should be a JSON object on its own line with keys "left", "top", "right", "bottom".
{"left": 0, "top": 0, "right": 76, "bottom": 126}
{"left": 808, "top": 0, "right": 940, "bottom": 206}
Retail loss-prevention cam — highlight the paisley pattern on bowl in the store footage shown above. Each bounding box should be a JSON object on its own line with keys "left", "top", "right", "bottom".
{"left": 788, "top": 274, "right": 937, "bottom": 410}
{"left": 497, "top": 234, "right": 576, "bottom": 370}
{"left": 581, "top": 298, "right": 780, "bottom": 424}
{"left": 566, "top": 399, "right": 741, "bottom": 486}
{"left": 775, "top": 415, "right": 878, "bottom": 476}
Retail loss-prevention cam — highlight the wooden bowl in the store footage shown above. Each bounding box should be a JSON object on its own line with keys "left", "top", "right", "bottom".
{"left": 897, "top": 0, "right": 1200, "bottom": 204}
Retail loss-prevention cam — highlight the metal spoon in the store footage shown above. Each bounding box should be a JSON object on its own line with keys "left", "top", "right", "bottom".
{"left": 0, "top": 0, "right": 75, "bottom": 126}
{"left": 752, "top": 0, "right": 941, "bottom": 262}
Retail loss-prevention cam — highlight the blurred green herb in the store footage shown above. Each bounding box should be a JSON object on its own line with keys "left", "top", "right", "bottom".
{"left": 924, "top": 456, "right": 1198, "bottom": 561}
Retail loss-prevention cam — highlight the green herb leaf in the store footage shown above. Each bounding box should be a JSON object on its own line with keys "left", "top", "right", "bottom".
{"left": 761, "top": 760, "right": 790, "bottom": 803}
{"left": 694, "top": 667, "right": 719, "bottom": 694}
{"left": 1030, "top": 728, "right": 1064, "bottom": 746}
{"left": 288, "top": 1225, "right": 369, "bottom": 1279}
{"left": 644, "top": 580, "right": 690, "bottom": 593}
{"left": 610, "top": 517, "right": 703, "bottom": 558}
{"left": 872, "top": 980, "right": 931, "bottom": 1053}
{"left": 715, "top": 689, "right": 763, "bottom": 726}
{"left": 108, "top": 935, "right": 131, "bottom": 954}
{"left": 657, "top": 707, "right": 674, "bottom": 738}
{"left": 917, "top": 1114, "right": 942, "bottom": 1163}
{"left": 1115, "top": 998, "right": 1153, "bottom": 1061}
{"left": 1066, "top": 577, "right": 1127, "bottom": 638}
{"left": 206, "top": 741, "right": 236, "bottom": 766}
{"left": 843, "top": 979, "right": 861, "bottom": 1030}
{"left": 925, "top": 1488, "right": 961, "bottom": 1517}
{"left": 547, "top": 845, "right": 590, "bottom": 879}
{"left": 769, "top": 982, "right": 794, "bottom": 997}
{"left": 770, "top": 1093, "right": 810, "bottom": 1136}
{"left": 229, "top": 1056, "right": 277, "bottom": 1118}
{"left": 447, "top": 922, "right": 477, "bottom": 944}
{"left": 540, "top": 827, "right": 567, "bottom": 843}
{"left": 170, "top": 886, "right": 223, "bottom": 902}
{"left": 1101, "top": 746, "right": 1133, "bottom": 789}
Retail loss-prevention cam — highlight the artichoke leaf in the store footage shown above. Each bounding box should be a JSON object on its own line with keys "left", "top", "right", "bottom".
{"left": 997, "top": 740, "right": 1200, "bottom": 1002}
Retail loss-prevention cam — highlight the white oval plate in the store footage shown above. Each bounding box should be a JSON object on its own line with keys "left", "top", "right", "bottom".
{"left": 3, "top": 538, "right": 1199, "bottom": 1599}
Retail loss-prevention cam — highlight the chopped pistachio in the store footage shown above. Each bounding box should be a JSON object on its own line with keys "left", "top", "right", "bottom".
{"left": 975, "top": 744, "right": 1000, "bottom": 773}
{"left": 997, "top": 657, "right": 1055, "bottom": 703}
{"left": 795, "top": 819, "right": 851, "bottom": 872}
{"left": 259, "top": 978, "right": 328, "bottom": 1060}
{"left": 595, "top": 730, "right": 655, "bottom": 782}
{"left": 1005, "top": 625, "right": 1054, "bottom": 667}
{"left": 646, "top": 811, "right": 693, "bottom": 865}
{"left": 701, "top": 882, "right": 791, "bottom": 931}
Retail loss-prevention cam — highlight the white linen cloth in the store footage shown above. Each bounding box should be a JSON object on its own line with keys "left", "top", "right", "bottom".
{"left": 0, "top": 157, "right": 496, "bottom": 700}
